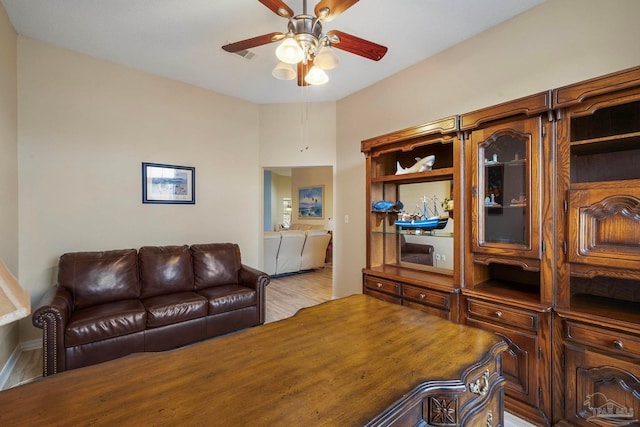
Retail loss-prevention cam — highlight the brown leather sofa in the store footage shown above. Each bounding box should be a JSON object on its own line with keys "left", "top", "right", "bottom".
{"left": 32, "top": 243, "right": 270, "bottom": 376}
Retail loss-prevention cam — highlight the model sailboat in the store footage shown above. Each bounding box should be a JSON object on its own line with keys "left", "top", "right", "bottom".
{"left": 394, "top": 196, "right": 448, "bottom": 230}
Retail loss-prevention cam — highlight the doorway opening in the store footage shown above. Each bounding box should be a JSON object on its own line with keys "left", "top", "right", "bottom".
{"left": 262, "top": 166, "right": 333, "bottom": 292}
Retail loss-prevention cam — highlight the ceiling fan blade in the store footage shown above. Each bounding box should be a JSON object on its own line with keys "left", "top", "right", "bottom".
{"left": 327, "top": 30, "right": 387, "bottom": 61}
{"left": 297, "top": 61, "right": 310, "bottom": 87}
{"left": 259, "top": 0, "right": 295, "bottom": 18}
{"left": 222, "top": 32, "right": 284, "bottom": 53}
{"left": 314, "top": 0, "right": 359, "bottom": 22}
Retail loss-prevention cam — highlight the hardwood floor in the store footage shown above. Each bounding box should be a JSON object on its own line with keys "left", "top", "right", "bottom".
{"left": 1, "top": 265, "right": 534, "bottom": 426}
{"left": 265, "top": 264, "right": 333, "bottom": 323}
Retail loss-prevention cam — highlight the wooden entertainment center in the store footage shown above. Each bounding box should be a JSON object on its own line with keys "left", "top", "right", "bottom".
{"left": 361, "top": 65, "right": 640, "bottom": 426}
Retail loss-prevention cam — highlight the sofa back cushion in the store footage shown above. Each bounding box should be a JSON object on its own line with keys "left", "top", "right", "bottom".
{"left": 191, "top": 243, "right": 240, "bottom": 290}
{"left": 139, "top": 245, "right": 194, "bottom": 298}
{"left": 58, "top": 249, "right": 139, "bottom": 310}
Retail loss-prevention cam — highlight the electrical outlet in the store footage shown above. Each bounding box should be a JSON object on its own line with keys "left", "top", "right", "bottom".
{"left": 344, "top": 214, "right": 349, "bottom": 223}
{"left": 441, "top": 254, "right": 446, "bottom": 261}
{"left": 435, "top": 254, "right": 441, "bottom": 261}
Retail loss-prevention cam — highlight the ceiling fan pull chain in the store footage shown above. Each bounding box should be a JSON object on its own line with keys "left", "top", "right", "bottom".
{"left": 300, "top": 87, "right": 309, "bottom": 152}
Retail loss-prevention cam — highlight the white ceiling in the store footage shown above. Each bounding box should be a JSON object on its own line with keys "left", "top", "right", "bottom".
{"left": 1, "top": 0, "right": 544, "bottom": 104}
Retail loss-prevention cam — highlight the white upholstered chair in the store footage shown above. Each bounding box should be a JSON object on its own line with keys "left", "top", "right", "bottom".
{"left": 275, "top": 231, "right": 306, "bottom": 275}
{"left": 300, "top": 230, "right": 331, "bottom": 270}
{"left": 263, "top": 232, "right": 281, "bottom": 276}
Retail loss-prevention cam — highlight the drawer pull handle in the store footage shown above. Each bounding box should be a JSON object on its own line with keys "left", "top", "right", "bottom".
{"left": 613, "top": 340, "right": 624, "bottom": 350}
{"left": 420, "top": 293, "right": 425, "bottom": 300}
{"left": 469, "top": 369, "right": 490, "bottom": 397}
{"left": 376, "top": 283, "right": 382, "bottom": 288}
{"left": 495, "top": 311, "right": 503, "bottom": 318}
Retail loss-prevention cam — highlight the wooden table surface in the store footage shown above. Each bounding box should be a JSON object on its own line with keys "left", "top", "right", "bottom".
{"left": 0, "top": 295, "right": 506, "bottom": 426}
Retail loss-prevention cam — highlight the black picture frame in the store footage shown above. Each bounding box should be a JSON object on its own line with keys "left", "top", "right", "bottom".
{"left": 142, "top": 162, "right": 195, "bottom": 204}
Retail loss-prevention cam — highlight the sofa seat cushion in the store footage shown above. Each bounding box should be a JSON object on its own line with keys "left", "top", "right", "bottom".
{"left": 65, "top": 299, "right": 147, "bottom": 347}
{"left": 142, "top": 292, "right": 208, "bottom": 328}
{"left": 198, "top": 285, "right": 257, "bottom": 315}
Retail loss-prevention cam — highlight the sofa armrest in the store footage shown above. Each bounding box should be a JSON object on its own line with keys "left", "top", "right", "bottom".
{"left": 238, "top": 265, "right": 270, "bottom": 324}
{"left": 32, "top": 286, "right": 72, "bottom": 376}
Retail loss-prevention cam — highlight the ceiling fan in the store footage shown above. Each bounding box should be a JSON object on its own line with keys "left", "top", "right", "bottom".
{"left": 221, "top": 0, "right": 388, "bottom": 86}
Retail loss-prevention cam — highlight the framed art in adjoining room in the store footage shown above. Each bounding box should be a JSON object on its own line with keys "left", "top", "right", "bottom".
{"left": 142, "top": 162, "right": 195, "bottom": 204}
{"left": 298, "top": 185, "right": 324, "bottom": 219}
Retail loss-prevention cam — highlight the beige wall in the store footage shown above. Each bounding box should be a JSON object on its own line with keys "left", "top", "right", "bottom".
{"left": 259, "top": 102, "right": 336, "bottom": 168}
{"left": 334, "top": 0, "right": 640, "bottom": 297}
{"left": 291, "top": 167, "right": 333, "bottom": 229}
{"left": 270, "top": 172, "right": 292, "bottom": 231}
{"left": 0, "top": 1, "right": 19, "bottom": 373}
{"left": 17, "top": 37, "right": 261, "bottom": 342}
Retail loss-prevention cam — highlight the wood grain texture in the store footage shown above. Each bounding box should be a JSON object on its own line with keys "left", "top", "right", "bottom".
{"left": 0, "top": 295, "right": 506, "bottom": 426}
{"left": 553, "top": 65, "right": 640, "bottom": 108}
{"left": 460, "top": 92, "right": 551, "bottom": 131}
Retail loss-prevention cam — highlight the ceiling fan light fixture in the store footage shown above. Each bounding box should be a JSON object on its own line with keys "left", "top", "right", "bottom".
{"left": 304, "top": 66, "right": 329, "bottom": 85}
{"left": 313, "top": 44, "right": 339, "bottom": 70}
{"left": 222, "top": 1, "right": 387, "bottom": 88}
{"left": 276, "top": 36, "right": 304, "bottom": 64}
{"left": 272, "top": 61, "right": 297, "bottom": 80}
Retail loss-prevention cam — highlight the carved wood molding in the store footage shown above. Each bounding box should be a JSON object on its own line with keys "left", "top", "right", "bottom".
{"left": 576, "top": 365, "right": 640, "bottom": 423}
{"left": 472, "top": 255, "right": 540, "bottom": 272}
{"left": 429, "top": 397, "right": 458, "bottom": 425}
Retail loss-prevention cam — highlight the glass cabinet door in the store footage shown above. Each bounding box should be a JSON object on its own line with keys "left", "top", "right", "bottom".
{"left": 470, "top": 117, "right": 542, "bottom": 259}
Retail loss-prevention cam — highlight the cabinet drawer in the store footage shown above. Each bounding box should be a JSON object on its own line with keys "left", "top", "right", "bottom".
{"left": 403, "top": 285, "right": 450, "bottom": 310}
{"left": 364, "top": 288, "right": 402, "bottom": 305}
{"left": 465, "top": 316, "right": 538, "bottom": 408}
{"left": 565, "top": 321, "right": 640, "bottom": 359}
{"left": 364, "top": 276, "right": 400, "bottom": 296}
{"left": 467, "top": 299, "right": 538, "bottom": 331}
{"left": 403, "top": 300, "right": 450, "bottom": 320}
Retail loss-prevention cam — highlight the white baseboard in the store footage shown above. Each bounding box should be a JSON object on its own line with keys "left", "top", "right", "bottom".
{"left": 0, "top": 344, "right": 21, "bottom": 390}
{"left": 20, "top": 338, "right": 42, "bottom": 352}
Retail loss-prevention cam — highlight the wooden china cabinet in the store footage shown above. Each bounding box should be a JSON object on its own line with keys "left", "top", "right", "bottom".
{"left": 360, "top": 65, "right": 640, "bottom": 426}
{"left": 361, "top": 116, "right": 463, "bottom": 322}
{"left": 553, "top": 66, "right": 640, "bottom": 426}
{"left": 460, "top": 92, "right": 555, "bottom": 426}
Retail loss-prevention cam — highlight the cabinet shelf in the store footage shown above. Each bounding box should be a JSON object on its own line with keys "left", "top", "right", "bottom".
{"left": 463, "top": 280, "right": 545, "bottom": 311}
{"left": 484, "top": 204, "right": 527, "bottom": 209}
{"left": 569, "top": 293, "right": 640, "bottom": 327}
{"left": 484, "top": 159, "right": 527, "bottom": 167}
{"left": 371, "top": 167, "right": 454, "bottom": 184}
{"left": 569, "top": 178, "right": 640, "bottom": 191}
{"left": 570, "top": 130, "right": 640, "bottom": 149}
{"left": 372, "top": 230, "right": 454, "bottom": 238}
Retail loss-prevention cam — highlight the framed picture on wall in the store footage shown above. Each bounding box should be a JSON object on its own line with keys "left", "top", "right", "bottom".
{"left": 298, "top": 185, "right": 324, "bottom": 219}
{"left": 142, "top": 162, "right": 195, "bottom": 204}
